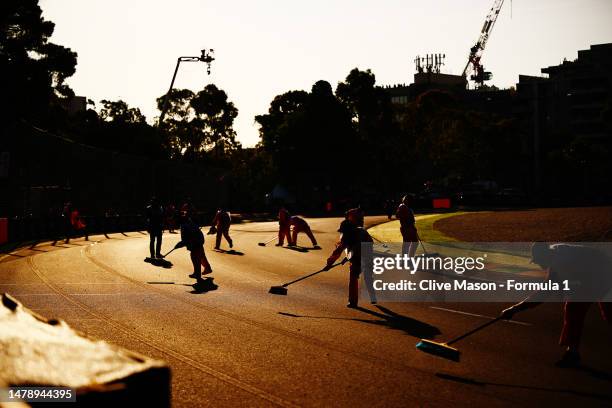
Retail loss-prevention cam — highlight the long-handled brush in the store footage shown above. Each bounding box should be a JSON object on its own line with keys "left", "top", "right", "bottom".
{"left": 417, "top": 233, "right": 440, "bottom": 257}
{"left": 258, "top": 235, "right": 278, "bottom": 246}
{"left": 415, "top": 315, "right": 504, "bottom": 362}
{"left": 371, "top": 235, "right": 389, "bottom": 249}
{"left": 159, "top": 247, "right": 178, "bottom": 258}
{"left": 269, "top": 258, "right": 347, "bottom": 295}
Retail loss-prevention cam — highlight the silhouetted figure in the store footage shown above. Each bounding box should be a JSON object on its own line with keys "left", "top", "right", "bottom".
{"left": 62, "top": 202, "right": 87, "bottom": 243}
{"left": 324, "top": 208, "right": 375, "bottom": 308}
{"left": 146, "top": 197, "right": 164, "bottom": 259}
{"left": 165, "top": 203, "right": 177, "bottom": 233}
{"left": 501, "top": 243, "right": 612, "bottom": 368}
{"left": 176, "top": 210, "right": 212, "bottom": 279}
{"left": 211, "top": 209, "right": 233, "bottom": 250}
{"left": 61, "top": 202, "right": 72, "bottom": 243}
{"left": 384, "top": 199, "right": 395, "bottom": 220}
{"left": 396, "top": 194, "right": 417, "bottom": 257}
{"left": 289, "top": 216, "right": 318, "bottom": 248}
{"left": 276, "top": 207, "right": 291, "bottom": 246}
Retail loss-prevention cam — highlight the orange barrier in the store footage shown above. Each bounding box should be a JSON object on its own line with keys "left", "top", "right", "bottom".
{"left": 432, "top": 198, "right": 451, "bottom": 209}
{"left": 0, "top": 218, "right": 7, "bottom": 244}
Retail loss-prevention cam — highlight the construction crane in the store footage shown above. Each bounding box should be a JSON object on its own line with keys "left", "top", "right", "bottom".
{"left": 462, "top": 0, "right": 506, "bottom": 87}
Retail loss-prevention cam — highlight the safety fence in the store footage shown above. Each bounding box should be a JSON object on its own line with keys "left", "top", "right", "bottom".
{"left": 3, "top": 212, "right": 215, "bottom": 245}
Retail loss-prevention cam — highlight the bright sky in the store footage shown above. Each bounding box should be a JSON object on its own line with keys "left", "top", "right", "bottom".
{"left": 40, "top": 0, "right": 612, "bottom": 147}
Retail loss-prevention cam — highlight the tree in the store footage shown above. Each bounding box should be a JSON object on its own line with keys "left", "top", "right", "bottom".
{"left": 395, "top": 89, "right": 524, "bottom": 188}
{"left": 157, "top": 84, "right": 240, "bottom": 160}
{"left": 1, "top": 0, "right": 77, "bottom": 126}
{"left": 335, "top": 68, "right": 399, "bottom": 192}
{"left": 336, "top": 68, "right": 378, "bottom": 126}
{"left": 256, "top": 80, "right": 356, "bottom": 204}
{"left": 61, "top": 99, "right": 164, "bottom": 158}
{"left": 255, "top": 90, "right": 309, "bottom": 153}
{"left": 99, "top": 100, "right": 146, "bottom": 124}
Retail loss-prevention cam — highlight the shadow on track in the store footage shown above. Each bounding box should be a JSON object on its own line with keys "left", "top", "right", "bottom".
{"left": 188, "top": 277, "right": 219, "bottom": 294}
{"left": 213, "top": 249, "right": 245, "bottom": 256}
{"left": 435, "top": 373, "right": 612, "bottom": 402}
{"left": 283, "top": 246, "right": 309, "bottom": 253}
{"left": 144, "top": 257, "right": 173, "bottom": 269}
{"left": 278, "top": 304, "right": 440, "bottom": 339}
{"left": 579, "top": 366, "right": 612, "bottom": 382}
{"left": 146, "top": 277, "right": 218, "bottom": 294}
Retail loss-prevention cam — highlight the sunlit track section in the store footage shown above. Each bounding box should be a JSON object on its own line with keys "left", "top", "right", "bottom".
{"left": 81, "top": 244, "right": 437, "bottom": 375}
{"left": 25, "top": 254, "right": 299, "bottom": 408}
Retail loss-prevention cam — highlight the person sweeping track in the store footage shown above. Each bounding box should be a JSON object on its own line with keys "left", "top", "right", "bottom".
{"left": 276, "top": 206, "right": 291, "bottom": 247}
{"left": 146, "top": 197, "right": 164, "bottom": 259}
{"left": 175, "top": 210, "right": 213, "bottom": 280}
{"left": 501, "top": 242, "right": 612, "bottom": 368}
{"left": 289, "top": 215, "right": 320, "bottom": 248}
{"left": 211, "top": 208, "right": 233, "bottom": 250}
{"left": 396, "top": 194, "right": 418, "bottom": 257}
{"left": 323, "top": 208, "right": 376, "bottom": 308}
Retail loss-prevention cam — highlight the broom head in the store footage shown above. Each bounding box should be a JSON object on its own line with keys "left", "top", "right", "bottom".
{"left": 269, "top": 285, "right": 288, "bottom": 295}
{"left": 416, "top": 339, "right": 460, "bottom": 362}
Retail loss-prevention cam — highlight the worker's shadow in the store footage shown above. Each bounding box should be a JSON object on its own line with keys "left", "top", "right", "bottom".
{"left": 435, "top": 372, "right": 612, "bottom": 402}
{"left": 279, "top": 305, "right": 440, "bottom": 339}
{"left": 579, "top": 365, "right": 612, "bottom": 382}
{"left": 145, "top": 258, "right": 173, "bottom": 269}
{"left": 214, "top": 249, "right": 245, "bottom": 256}
{"left": 283, "top": 246, "right": 309, "bottom": 253}
{"left": 188, "top": 278, "right": 218, "bottom": 294}
{"left": 356, "top": 305, "right": 440, "bottom": 339}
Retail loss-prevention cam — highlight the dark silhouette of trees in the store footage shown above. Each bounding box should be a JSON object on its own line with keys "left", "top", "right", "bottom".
{"left": 256, "top": 80, "right": 357, "bottom": 205}
{"left": 99, "top": 100, "right": 147, "bottom": 124}
{"left": 1, "top": 0, "right": 77, "bottom": 126}
{"left": 57, "top": 99, "right": 164, "bottom": 158}
{"left": 257, "top": 73, "right": 530, "bottom": 205}
{"left": 395, "top": 89, "right": 524, "bottom": 188}
{"left": 256, "top": 90, "right": 309, "bottom": 154}
{"left": 157, "top": 84, "right": 240, "bottom": 160}
{"left": 257, "top": 69, "right": 403, "bottom": 204}
{"left": 335, "top": 68, "right": 398, "bottom": 192}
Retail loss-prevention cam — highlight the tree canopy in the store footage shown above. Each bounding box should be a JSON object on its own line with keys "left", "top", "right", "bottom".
{"left": 1, "top": 0, "right": 77, "bottom": 125}
{"left": 157, "top": 84, "right": 240, "bottom": 160}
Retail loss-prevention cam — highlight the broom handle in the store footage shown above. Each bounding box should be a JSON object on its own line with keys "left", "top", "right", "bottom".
{"left": 371, "top": 235, "right": 389, "bottom": 248}
{"left": 417, "top": 232, "right": 429, "bottom": 255}
{"left": 446, "top": 316, "right": 503, "bottom": 345}
{"left": 282, "top": 260, "right": 345, "bottom": 287}
{"left": 162, "top": 247, "right": 177, "bottom": 258}
{"left": 371, "top": 236, "right": 385, "bottom": 244}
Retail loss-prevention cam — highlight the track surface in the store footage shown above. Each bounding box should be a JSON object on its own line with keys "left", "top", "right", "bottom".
{"left": 1, "top": 216, "right": 611, "bottom": 407}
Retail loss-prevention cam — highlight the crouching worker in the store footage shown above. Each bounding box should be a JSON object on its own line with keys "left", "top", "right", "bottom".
{"left": 324, "top": 208, "right": 375, "bottom": 308}
{"left": 175, "top": 212, "right": 213, "bottom": 280}
{"left": 501, "top": 242, "right": 612, "bottom": 368}
{"left": 212, "top": 208, "right": 233, "bottom": 250}
{"left": 289, "top": 216, "right": 319, "bottom": 248}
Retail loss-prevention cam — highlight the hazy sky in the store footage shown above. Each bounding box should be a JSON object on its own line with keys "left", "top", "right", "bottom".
{"left": 40, "top": 0, "right": 612, "bottom": 147}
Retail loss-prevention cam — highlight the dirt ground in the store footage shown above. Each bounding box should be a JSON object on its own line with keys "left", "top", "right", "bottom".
{"left": 434, "top": 207, "right": 612, "bottom": 242}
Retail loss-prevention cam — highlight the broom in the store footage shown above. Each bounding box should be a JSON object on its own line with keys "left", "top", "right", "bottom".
{"left": 159, "top": 247, "right": 179, "bottom": 258}
{"left": 258, "top": 235, "right": 278, "bottom": 246}
{"left": 269, "top": 258, "right": 348, "bottom": 295}
{"left": 415, "top": 315, "right": 504, "bottom": 362}
{"left": 371, "top": 235, "right": 389, "bottom": 249}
